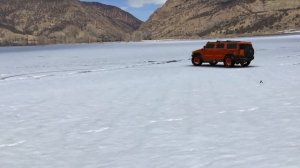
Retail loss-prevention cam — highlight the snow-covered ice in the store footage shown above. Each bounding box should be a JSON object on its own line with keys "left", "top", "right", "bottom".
{"left": 0, "top": 35, "right": 300, "bottom": 168}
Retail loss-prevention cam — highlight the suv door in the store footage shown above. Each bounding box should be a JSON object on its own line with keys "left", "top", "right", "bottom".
{"left": 202, "top": 43, "right": 216, "bottom": 61}
{"left": 226, "top": 43, "right": 238, "bottom": 56}
{"left": 215, "top": 43, "right": 225, "bottom": 61}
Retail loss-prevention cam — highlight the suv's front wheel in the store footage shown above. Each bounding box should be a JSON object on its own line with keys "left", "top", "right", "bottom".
{"left": 224, "top": 57, "right": 235, "bottom": 67}
{"left": 192, "top": 56, "right": 203, "bottom": 66}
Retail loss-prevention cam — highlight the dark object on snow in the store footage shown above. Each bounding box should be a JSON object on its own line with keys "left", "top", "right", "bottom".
{"left": 260, "top": 80, "right": 264, "bottom": 84}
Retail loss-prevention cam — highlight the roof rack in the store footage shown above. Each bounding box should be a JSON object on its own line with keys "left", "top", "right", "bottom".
{"left": 215, "top": 40, "right": 240, "bottom": 43}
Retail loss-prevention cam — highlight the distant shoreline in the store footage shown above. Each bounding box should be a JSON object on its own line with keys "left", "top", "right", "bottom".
{"left": 1, "top": 32, "right": 299, "bottom": 48}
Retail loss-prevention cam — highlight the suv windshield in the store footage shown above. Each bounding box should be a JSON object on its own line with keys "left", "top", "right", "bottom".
{"left": 205, "top": 43, "right": 215, "bottom": 49}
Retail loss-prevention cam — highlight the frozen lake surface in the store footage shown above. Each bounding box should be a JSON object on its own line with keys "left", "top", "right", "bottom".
{"left": 0, "top": 35, "right": 300, "bottom": 168}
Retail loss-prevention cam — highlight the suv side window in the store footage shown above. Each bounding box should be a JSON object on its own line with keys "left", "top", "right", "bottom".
{"left": 227, "top": 43, "right": 237, "bottom": 49}
{"left": 217, "top": 43, "right": 225, "bottom": 49}
{"left": 205, "top": 43, "right": 215, "bottom": 49}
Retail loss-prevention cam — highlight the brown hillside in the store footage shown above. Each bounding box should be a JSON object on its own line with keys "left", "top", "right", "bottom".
{"left": 0, "top": 0, "right": 142, "bottom": 45}
{"left": 139, "top": 0, "right": 300, "bottom": 39}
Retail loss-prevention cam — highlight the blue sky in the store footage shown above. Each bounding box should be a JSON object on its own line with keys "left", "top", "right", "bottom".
{"left": 81, "top": 0, "right": 166, "bottom": 21}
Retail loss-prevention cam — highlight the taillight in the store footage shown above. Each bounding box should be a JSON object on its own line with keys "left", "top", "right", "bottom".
{"left": 239, "top": 49, "right": 245, "bottom": 56}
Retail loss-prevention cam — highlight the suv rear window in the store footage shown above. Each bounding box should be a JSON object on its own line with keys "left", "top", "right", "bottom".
{"left": 227, "top": 43, "right": 237, "bottom": 49}
{"left": 240, "top": 44, "right": 252, "bottom": 49}
{"left": 205, "top": 43, "right": 215, "bottom": 49}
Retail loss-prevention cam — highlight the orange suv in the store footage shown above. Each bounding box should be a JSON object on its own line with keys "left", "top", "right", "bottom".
{"left": 191, "top": 41, "right": 255, "bottom": 67}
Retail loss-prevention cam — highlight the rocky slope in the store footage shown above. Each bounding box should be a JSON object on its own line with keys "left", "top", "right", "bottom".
{"left": 0, "top": 0, "right": 142, "bottom": 45}
{"left": 139, "top": 0, "right": 300, "bottom": 39}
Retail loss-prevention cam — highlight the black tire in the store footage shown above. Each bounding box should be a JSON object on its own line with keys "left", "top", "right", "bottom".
{"left": 244, "top": 46, "right": 254, "bottom": 58}
{"left": 192, "top": 56, "right": 203, "bottom": 66}
{"left": 224, "top": 57, "right": 235, "bottom": 67}
{"left": 241, "top": 61, "right": 251, "bottom": 67}
{"left": 209, "top": 61, "right": 218, "bottom": 66}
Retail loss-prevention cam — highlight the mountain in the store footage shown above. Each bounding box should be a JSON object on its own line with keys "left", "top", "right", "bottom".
{"left": 0, "top": 0, "right": 142, "bottom": 45}
{"left": 139, "top": 0, "right": 300, "bottom": 39}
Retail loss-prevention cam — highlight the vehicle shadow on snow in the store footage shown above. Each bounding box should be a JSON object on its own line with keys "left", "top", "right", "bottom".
{"left": 186, "top": 64, "right": 260, "bottom": 69}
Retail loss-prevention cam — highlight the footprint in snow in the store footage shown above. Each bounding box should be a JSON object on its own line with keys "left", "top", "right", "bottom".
{"left": 78, "top": 70, "right": 92, "bottom": 74}
{"left": 218, "top": 111, "right": 227, "bottom": 114}
{"left": 85, "top": 127, "right": 110, "bottom": 133}
{"left": 165, "top": 118, "right": 184, "bottom": 122}
{"left": 0, "top": 140, "right": 26, "bottom": 148}
{"left": 148, "top": 118, "right": 184, "bottom": 124}
{"left": 248, "top": 107, "right": 260, "bottom": 111}
{"left": 236, "top": 107, "right": 259, "bottom": 112}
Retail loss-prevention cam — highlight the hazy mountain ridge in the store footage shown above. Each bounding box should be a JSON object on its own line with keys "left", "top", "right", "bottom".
{"left": 139, "top": 0, "right": 300, "bottom": 39}
{"left": 0, "top": 0, "right": 142, "bottom": 45}
{"left": 81, "top": 2, "right": 141, "bottom": 30}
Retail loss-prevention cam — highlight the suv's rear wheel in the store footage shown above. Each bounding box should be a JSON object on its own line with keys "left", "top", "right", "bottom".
{"left": 224, "top": 57, "right": 235, "bottom": 67}
{"left": 209, "top": 61, "right": 218, "bottom": 66}
{"left": 192, "top": 56, "right": 203, "bottom": 66}
{"left": 241, "top": 61, "right": 251, "bottom": 67}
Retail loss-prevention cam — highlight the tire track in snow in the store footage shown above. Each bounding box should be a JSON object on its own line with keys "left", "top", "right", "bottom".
{"left": 0, "top": 59, "right": 186, "bottom": 81}
{"left": 0, "top": 68, "right": 97, "bottom": 80}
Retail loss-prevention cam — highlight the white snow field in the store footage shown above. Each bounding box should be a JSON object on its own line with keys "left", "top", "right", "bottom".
{"left": 0, "top": 35, "right": 300, "bottom": 168}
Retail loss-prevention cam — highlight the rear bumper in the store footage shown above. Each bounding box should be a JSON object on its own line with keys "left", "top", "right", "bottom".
{"left": 234, "top": 55, "right": 254, "bottom": 63}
